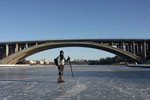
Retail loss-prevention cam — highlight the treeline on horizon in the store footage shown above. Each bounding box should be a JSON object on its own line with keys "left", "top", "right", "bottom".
{"left": 71, "top": 56, "right": 126, "bottom": 65}
{"left": 21, "top": 56, "right": 129, "bottom": 65}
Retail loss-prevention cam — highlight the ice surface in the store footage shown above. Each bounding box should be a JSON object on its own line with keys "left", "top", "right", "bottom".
{"left": 0, "top": 65, "right": 150, "bottom": 100}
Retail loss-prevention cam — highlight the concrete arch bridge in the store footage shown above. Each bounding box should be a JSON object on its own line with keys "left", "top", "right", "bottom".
{"left": 0, "top": 39, "right": 150, "bottom": 64}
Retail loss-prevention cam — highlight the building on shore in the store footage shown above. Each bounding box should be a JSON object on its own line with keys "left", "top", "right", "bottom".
{"left": 28, "top": 59, "right": 50, "bottom": 65}
{"left": 29, "top": 60, "right": 37, "bottom": 65}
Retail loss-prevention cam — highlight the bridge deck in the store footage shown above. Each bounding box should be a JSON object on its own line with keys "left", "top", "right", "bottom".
{"left": 0, "top": 39, "right": 150, "bottom": 44}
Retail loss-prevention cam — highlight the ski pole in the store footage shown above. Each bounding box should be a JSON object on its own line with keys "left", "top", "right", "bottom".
{"left": 69, "top": 60, "right": 74, "bottom": 79}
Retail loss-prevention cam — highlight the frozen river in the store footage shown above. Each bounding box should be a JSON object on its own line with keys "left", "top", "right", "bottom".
{"left": 0, "top": 65, "right": 150, "bottom": 100}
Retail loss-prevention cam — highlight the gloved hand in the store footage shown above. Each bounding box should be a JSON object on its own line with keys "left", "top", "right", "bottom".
{"left": 67, "top": 56, "right": 70, "bottom": 61}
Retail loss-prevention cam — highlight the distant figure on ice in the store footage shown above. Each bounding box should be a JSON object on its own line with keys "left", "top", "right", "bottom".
{"left": 54, "top": 50, "right": 70, "bottom": 83}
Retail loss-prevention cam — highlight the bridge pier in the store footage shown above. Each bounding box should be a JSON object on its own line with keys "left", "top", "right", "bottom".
{"left": 0, "top": 46, "right": 5, "bottom": 59}
{"left": 143, "top": 41, "right": 147, "bottom": 59}
{"left": 121, "top": 42, "right": 125, "bottom": 50}
{"left": 117, "top": 45, "right": 119, "bottom": 48}
{"left": 138, "top": 43, "right": 141, "bottom": 56}
{"left": 125, "top": 45, "right": 128, "bottom": 51}
{"left": 148, "top": 44, "right": 150, "bottom": 59}
{"left": 135, "top": 45, "right": 138, "bottom": 55}
{"left": 6, "top": 44, "right": 9, "bottom": 57}
{"left": 26, "top": 43, "right": 28, "bottom": 48}
{"left": 129, "top": 43, "right": 131, "bottom": 52}
{"left": 132, "top": 42, "right": 135, "bottom": 54}
{"left": 16, "top": 44, "right": 19, "bottom": 52}
{"left": 118, "top": 43, "right": 121, "bottom": 49}
{"left": 36, "top": 42, "right": 38, "bottom": 46}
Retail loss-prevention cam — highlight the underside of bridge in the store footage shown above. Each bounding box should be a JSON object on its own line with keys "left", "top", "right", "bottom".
{"left": 0, "top": 41, "right": 145, "bottom": 64}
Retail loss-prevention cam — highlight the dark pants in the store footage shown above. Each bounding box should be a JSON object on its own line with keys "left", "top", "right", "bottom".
{"left": 58, "top": 65, "right": 64, "bottom": 75}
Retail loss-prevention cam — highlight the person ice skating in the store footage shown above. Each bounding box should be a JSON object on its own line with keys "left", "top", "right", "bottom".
{"left": 54, "top": 50, "right": 70, "bottom": 83}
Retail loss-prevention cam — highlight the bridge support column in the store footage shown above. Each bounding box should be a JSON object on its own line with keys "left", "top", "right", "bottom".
{"left": 117, "top": 45, "right": 119, "bottom": 48}
{"left": 109, "top": 41, "right": 113, "bottom": 47}
{"left": 126, "top": 45, "right": 129, "bottom": 51}
{"left": 132, "top": 42, "right": 135, "bottom": 54}
{"left": 0, "top": 46, "right": 4, "bottom": 59}
{"left": 129, "top": 43, "right": 131, "bottom": 52}
{"left": 138, "top": 43, "right": 142, "bottom": 56}
{"left": 148, "top": 44, "right": 150, "bottom": 59}
{"left": 16, "top": 44, "right": 19, "bottom": 52}
{"left": 143, "top": 41, "right": 147, "bottom": 59}
{"left": 122, "top": 42, "right": 125, "bottom": 51}
{"left": 26, "top": 43, "right": 28, "bottom": 48}
{"left": 118, "top": 43, "right": 121, "bottom": 49}
{"left": 6, "top": 44, "right": 9, "bottom": 57}
{"left": 2, "top": 47, "right": 5, "bottom": 59}
{"left": 36, "top": 42, "right": 38, "bottom": 46}
{"left": 135, "top": 45, "right": 138, "bottom": 55}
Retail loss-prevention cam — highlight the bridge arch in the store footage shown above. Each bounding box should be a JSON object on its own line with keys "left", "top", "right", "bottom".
{"left": 0, "top": 42, "right": 144, "bottom": 64}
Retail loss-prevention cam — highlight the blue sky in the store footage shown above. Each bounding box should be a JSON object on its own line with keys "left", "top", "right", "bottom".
{"left": 0, "top": 0, "right": 150, "bottom": 61}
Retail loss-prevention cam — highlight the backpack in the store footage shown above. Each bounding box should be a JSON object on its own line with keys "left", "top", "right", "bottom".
{"left": 54, "top": 58, "right": 58, "bottom": 66}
